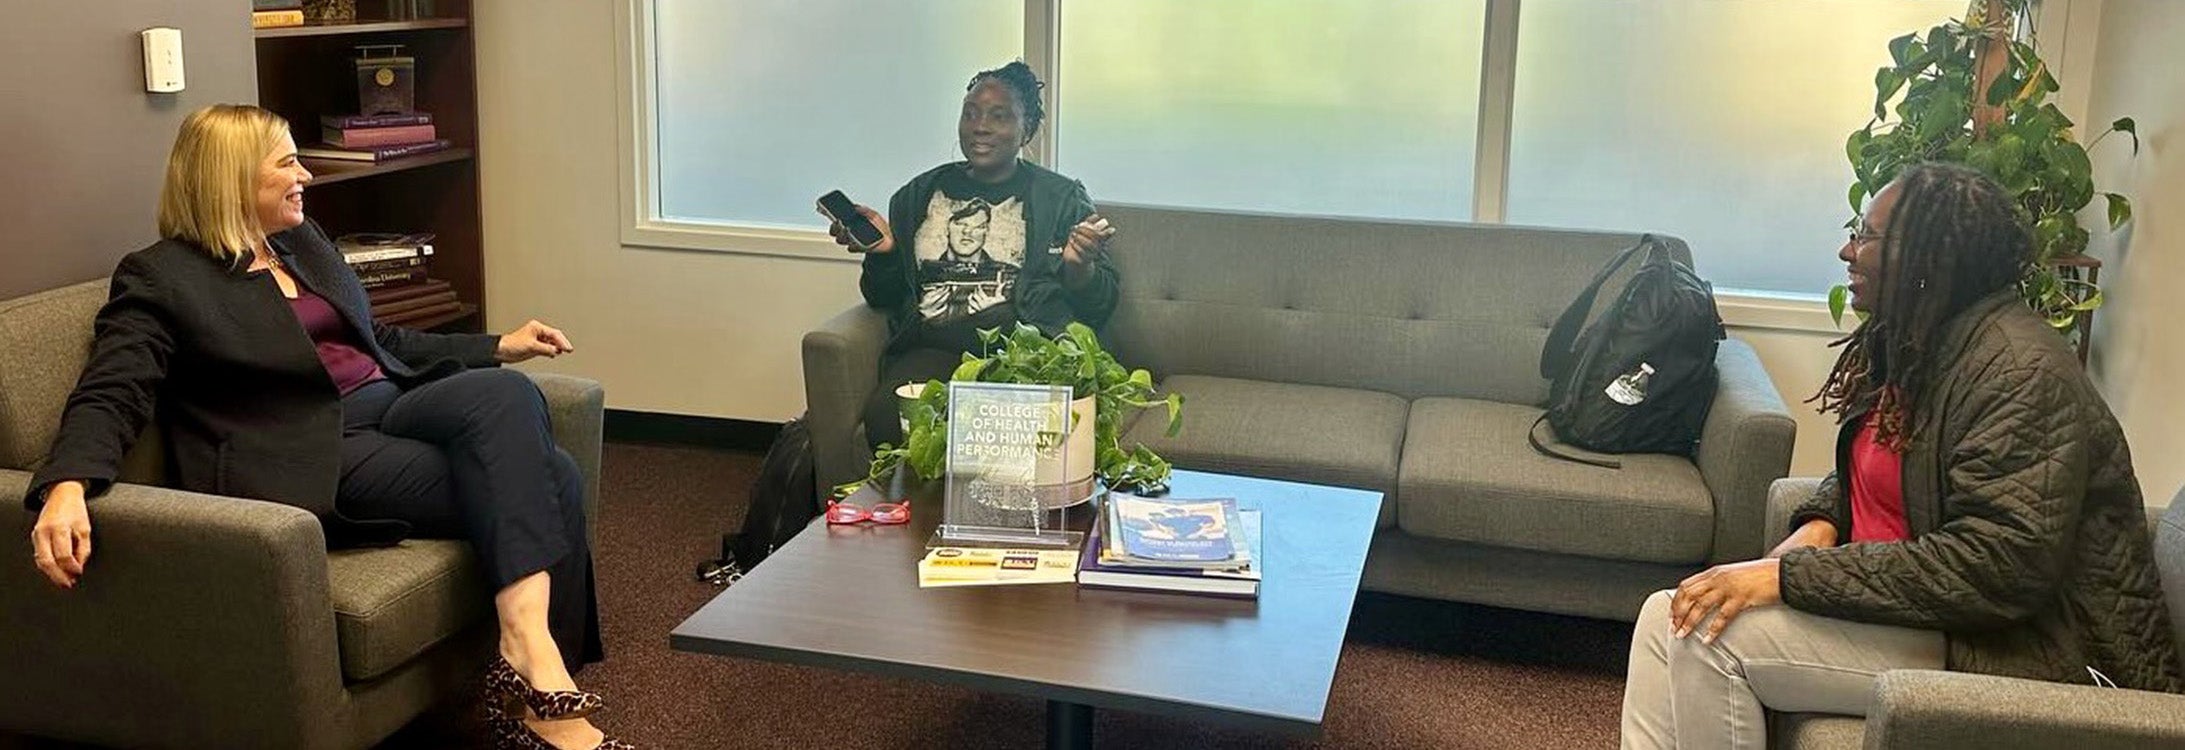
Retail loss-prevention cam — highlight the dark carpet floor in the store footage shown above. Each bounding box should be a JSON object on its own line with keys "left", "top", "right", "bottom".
{"left": 13, "top": 441, "right": 1637, "bottom": 749}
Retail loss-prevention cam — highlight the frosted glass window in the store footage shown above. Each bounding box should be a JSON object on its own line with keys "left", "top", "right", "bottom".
{"left": 1506, "top": 1, "right": 1964, "bottom": 294}
{"left": 653, "top": 0, "right": 1022, "bottom": 228}
{"left": 1057, "top": 1, "right": 1487, "bottom": 221}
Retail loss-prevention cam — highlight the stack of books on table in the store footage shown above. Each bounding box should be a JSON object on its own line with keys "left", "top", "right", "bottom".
{"left": 1077, "top": 493, "right": 1262, "bottom": 599}
{"left": 301, "top": 113, "right": 452, "bottom": 162}
{"left": 335, "top": 233, "right": 462, "bottom": 326}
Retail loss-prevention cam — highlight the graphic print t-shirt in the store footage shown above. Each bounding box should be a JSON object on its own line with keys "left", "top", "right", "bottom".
{"left": 910, "top": 167, "right": 1034, "bottom": 342}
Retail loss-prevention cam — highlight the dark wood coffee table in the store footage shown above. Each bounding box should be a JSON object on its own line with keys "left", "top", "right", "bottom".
{"left": 669, "top": 469, "right": 1383, "bottom": 749}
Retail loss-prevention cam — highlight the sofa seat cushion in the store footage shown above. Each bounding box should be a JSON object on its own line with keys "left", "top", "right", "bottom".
{"left": 327, "top": 539, "right": 491, "bottom": 682}
{"left": 1124, "top": 375, "right": 1405, "bottom": 528}
{"left": 1768, "top": 712, "right": 1863, "bottom": 750}
{"left": 1398, "top": 398, "right": 1713, "bottom": 564}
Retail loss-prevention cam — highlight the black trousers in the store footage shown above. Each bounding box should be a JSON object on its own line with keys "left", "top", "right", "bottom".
{"left": 336, "top": 369, "right": 603, "bottom": 671}
{"left": 861, "top": 347, "right": 969, "bottom": 450}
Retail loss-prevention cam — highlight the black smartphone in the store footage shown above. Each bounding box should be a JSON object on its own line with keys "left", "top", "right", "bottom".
{"left": 817, "top": 190, "right": 885, "bottom": 250}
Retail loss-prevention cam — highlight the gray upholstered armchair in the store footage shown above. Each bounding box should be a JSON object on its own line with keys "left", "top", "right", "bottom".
{"left": 0, "top": 280, "right": 606, "bottom": 750}
{"left": 1761, "top": 478, "right": 2185, "bottom": 750}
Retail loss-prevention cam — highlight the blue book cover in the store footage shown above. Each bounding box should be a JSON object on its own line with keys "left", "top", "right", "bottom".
{"left": 1107, "top": 495, "right": 1237, "bottom": 563}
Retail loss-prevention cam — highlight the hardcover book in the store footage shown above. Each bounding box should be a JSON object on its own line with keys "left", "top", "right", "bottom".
{"left": 1078, "top": 509, "right": 1261, "bottom": 598}
{"left": 1106, "top": 494, "right": 1241, "bottom": 564}
{"left": 367, "top": 279, "right": 450, "bottom": 305}
{"left": 371, "top": 290, "right": 458, "bottom": 318}
{"left": 356, "top": 266, "right": 428, "bottom": 289}
{"left": 297, "top": 138, "right": 451, "bottom": 162}
{"left": 378, "top": 300, "right": 464, "bottom": 326}
{"left": 323, "top": 123, "right": 437, "bottom": 148}
{"left": 321, "top": 113, "right": 434, "bottom": 129}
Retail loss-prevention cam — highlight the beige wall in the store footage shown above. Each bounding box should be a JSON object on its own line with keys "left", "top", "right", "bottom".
{"left": 0, "top": 1, "right": 257, "bottom": 300}
{"left": 473, "top": 1, "right": 859, "bottom": 421}
{"left": 2086, "top": 0, "right": 2185, "bottom": 506}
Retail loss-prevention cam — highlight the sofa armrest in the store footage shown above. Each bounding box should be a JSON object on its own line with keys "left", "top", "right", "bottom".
{"left": 803, "top": 304, "right": 890, "bottom": 492}
{"left": 1695, "top": 338, "right": 1797, "bottom": 563}
{"left": 528, "top": 371, "right": 606, "bottom": 544}
{"left": 1765, "top": 477, "right": 1825, "bottom": 551}
{"left": 1866, "top": 669, "right": 2185, "bottom": 750}
{"left": 0, "top": 469, "right": 346, "bottom": 748}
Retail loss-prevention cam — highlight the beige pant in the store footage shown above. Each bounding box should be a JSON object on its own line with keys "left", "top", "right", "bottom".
{"left": 1620, "top": 589, "right": 1945, "bottom": 750}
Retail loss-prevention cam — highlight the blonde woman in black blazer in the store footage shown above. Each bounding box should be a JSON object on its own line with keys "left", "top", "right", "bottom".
{"left": 23, "top": 105, "right": 630, "bottom": 750}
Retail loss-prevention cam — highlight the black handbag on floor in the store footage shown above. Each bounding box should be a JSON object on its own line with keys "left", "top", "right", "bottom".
{"left": 698, "top": 417, "right": 821, "bottom": 585}
{"left": 1530, "top": 235, "right": 1724, "bottom": 469}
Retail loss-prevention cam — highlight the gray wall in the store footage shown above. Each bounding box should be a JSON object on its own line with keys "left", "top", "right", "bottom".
{"left": 0, "top": 0, "right": 256, "bottom": 300}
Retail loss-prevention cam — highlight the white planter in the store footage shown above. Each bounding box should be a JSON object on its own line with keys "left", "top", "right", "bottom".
{"left": 1032, "top": 395, "right": 1099, "bottom": 508}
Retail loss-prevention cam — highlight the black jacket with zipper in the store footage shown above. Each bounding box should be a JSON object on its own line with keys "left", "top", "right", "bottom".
{"left": 1781, "top": 290, "right": 2183, "bottom": 693}
{"left": 24, "top": 219, "right": 499, "bottom": 547}
{"left": 857, "top": 160, "right": 1120, "bottom": 352}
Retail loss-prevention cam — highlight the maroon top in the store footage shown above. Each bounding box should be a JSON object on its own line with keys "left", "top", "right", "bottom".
{"left": 1848, "top": 413, "right": 1910, "bottom": 543}
{"left": 287, "top": 288, "right": 385, "bottom": 395}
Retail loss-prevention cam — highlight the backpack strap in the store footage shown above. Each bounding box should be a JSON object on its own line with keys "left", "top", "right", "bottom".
{"left": 1540, "top": 235, "right": 1662, "bottom": 381}
{"left": 1527, "top": 414, "right": 1624, "bottom": 470}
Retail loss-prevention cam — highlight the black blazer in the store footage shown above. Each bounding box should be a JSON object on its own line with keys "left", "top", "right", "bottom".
{"left": 25, "top": 219, "right": 498, "bottom": 546}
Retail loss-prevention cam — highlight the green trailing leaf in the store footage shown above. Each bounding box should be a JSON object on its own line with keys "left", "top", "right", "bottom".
{"left": 1828, "top": 284, "right": 1850, "bottom": 327}
{"left": 2104, "top": 193, "right": 2132, "bottom": 231}
{"left": 2099, "top": 117, "right": 2141, "bottom": 156}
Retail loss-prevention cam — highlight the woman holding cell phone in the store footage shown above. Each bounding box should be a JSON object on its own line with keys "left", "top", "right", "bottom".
{"left": 819, "top": 60, "right": 1121, "bottom": 451}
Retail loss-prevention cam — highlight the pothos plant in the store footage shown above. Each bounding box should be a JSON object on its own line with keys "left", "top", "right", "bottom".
{"left": 834, "top": 322, "right": 1185, "bottom": 499}
{"left": 1838, "top": 0, "right": 2136, "bottom": 335}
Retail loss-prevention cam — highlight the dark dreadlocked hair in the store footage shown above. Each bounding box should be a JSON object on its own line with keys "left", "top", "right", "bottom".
{"left": 967, "top": 61, "right": 1046, "bottom": 141}
{"left": 1810, "top": 162, "right": 2031, "bottom": 449}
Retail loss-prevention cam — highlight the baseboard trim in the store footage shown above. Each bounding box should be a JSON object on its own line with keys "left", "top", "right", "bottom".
{"left": 603, "top": 410, "right": 781, "bottom": 452}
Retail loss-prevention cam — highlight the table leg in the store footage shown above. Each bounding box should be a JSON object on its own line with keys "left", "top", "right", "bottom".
{"left": 1045, "top": 699, "right": 1093, "bottom": 750}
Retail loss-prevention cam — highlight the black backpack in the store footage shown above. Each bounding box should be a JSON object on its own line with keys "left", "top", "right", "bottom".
{"left": 1529, "top": 235, "right": 1724, "bottom": 469}
{"left": 698, "top": 417, "right": 821, "bottom": 585}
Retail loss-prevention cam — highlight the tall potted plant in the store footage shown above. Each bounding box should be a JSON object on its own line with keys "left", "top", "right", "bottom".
{"left": 838, "top": 322, "right": 1184, "bottom": 500}
{"left": 1838, "top": 0, "right": 2136, "bottom": 345}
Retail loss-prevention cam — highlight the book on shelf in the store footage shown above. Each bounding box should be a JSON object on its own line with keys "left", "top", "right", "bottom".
{"left": 372, "top": 289, "right": 459, "bottom": 318}
{"left": 253, "top": 0, "right": 302, "bottom": 9}
{"left": 367, "top": 278, "right": 451, "bottom": 306}
{"left": 1104, "top": 493, "right": 1247, "bottom": 566}
{"left": 323, "top": 123, "right": 438, "bottom": 149}
{"left": 322, "top": 113, "right": 433, "bottom": 129}
{"left": 336, "top": 233, "right": 435, "bottom": 264}
{"left": 379, "top": 300, "right": 466, "bottom": 327}
{"left": 1078, "top": 505, "right": 1261, "bottom": 598}
{"left": 349, "top": 255, "right": 429, "bottom": 274}
{"left": 252, "top": 9, "right": 305, "bottom": 28}
{"left": 357, "top": 266, "right": 429, "bottom": 289}
{"left": 297, "top": 139, "right": 452, "bottom": 163}
{"left": 916, "top": 547, "right": 1080, "bottom": 588}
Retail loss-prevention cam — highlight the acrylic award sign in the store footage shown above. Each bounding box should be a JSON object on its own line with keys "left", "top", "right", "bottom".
{"left": 936, "top": 382, "right": 1082, "bottom": 548}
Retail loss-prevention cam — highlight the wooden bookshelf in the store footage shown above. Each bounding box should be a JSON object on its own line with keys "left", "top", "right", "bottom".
{"left": 300, "top": 147, "right": 473, "bottom": 186}
{"left": 254, "top": 0, "right": 484, "bottom": 333}
{"left": 254, "top": 17, "right": 467, "bottom": 39}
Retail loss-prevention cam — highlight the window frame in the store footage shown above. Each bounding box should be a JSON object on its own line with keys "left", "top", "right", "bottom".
{"left": 614, "top": 0, "right": 2089, "bottom": 329}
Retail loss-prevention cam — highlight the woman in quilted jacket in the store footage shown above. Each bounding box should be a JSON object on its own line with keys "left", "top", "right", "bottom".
{"left": 1620, "top": 162, "right": 2181, "bottom": 750}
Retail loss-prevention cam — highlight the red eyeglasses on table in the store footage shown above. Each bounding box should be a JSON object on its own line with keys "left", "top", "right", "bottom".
{"left": 825, "top": 496, "right": 910, "bottom": 525}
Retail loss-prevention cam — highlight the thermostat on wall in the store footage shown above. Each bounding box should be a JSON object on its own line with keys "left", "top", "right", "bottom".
{"left": 142, "top": 27, "right": 185, "bottom": 93}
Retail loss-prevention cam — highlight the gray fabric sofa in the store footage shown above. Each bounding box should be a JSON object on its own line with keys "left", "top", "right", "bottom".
{"left": 0, "top": 280, "right": 606, "bottom": 750}
{"left": 804, "top": 203, "right": 1796, "bottom": 621}
{"left": 1763, "top": 478, "right": 2185, "bottom": 750}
